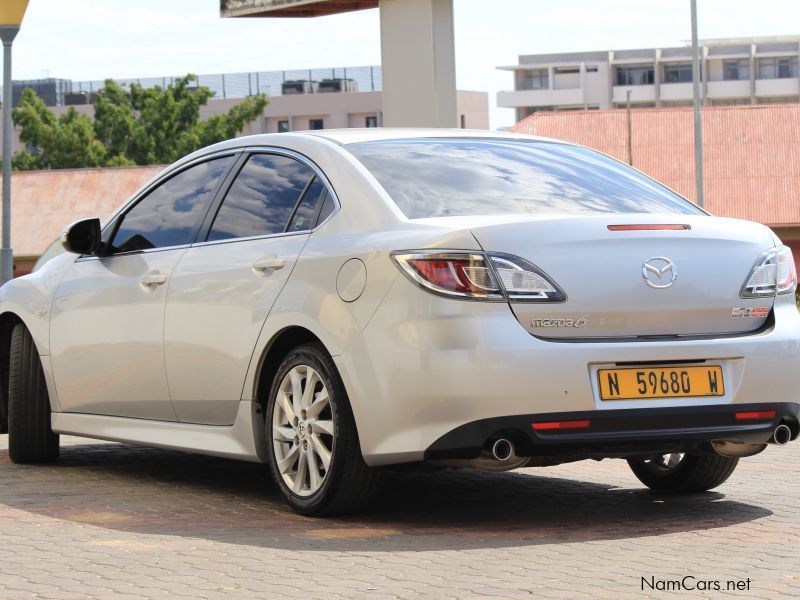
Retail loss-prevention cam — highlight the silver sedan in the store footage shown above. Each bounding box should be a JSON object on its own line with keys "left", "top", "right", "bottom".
{"left": 1, "top": 129, "right": 798, "bottom": 515}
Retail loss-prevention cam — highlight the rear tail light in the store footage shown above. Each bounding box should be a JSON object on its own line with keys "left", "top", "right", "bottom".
{"left": 391, "top": 251, "right": 566, "bottom": 302}
{"left": 392, "top": 252, "right": 503, "bottom": 300}
{"left": 741, "top": 245, "right": 797, "bottom": 297}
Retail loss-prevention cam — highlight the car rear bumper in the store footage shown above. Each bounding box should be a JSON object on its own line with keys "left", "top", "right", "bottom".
{"left": 336, "top": 275, "right": 800, "bottom": 466}
{"left": 424, "top": 402, "right": 800, "bottom": 460}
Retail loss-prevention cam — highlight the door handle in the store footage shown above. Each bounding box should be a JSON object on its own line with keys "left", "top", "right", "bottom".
{"left": 140, "top": 273, "right": 168, "bottom": 287}
{"left": 252, "top": 256, "right": 286, "bottom": 273}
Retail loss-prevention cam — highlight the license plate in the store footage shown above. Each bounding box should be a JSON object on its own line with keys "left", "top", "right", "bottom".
{"left": 597, "top": 365, "right": 724, "bottom": 401}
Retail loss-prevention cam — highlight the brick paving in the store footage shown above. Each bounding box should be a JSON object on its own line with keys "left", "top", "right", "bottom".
{"left": 0, "top": 434, "right": 798, "bottom": 599}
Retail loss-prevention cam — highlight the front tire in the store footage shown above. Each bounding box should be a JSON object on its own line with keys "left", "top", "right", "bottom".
{"left": 265, "top": 343, "right": 381, "bottom": 516}
{"left": 627, "top": 452, "right": 738, "bottom": 493}
{"left": 8, "top": 324, "right": 59, "bottom": 463}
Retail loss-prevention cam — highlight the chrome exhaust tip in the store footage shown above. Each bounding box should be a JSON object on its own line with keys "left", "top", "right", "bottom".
{"left": 491, "top": 438, "right": 513, "bottom": 461}
{"left": 772, "top": 424, "right": 792, "bottom": 446}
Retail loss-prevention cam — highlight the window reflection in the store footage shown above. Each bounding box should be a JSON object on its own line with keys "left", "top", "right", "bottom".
{"left": 113, "top": 156, "right": 234, "bottom": 252}
{"left": 208, "top": 154, "right": 315, "bottom": 241}
{"left": 346, "top": 139, "right": 703, "bottom": 219}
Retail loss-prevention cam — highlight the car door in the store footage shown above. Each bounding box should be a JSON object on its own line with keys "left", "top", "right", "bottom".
{"left": 164, "top": 150, "right": 334, "bottom": 425}
{"left": 49, "top": 154, "right": 238, "bottom": 421}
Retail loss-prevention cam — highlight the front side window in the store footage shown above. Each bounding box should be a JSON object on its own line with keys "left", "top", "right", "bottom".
{"left": 111, "top": 156, "right": 234, "bottom": 253}
{"left": 208, "top": 153, "right": 315, "bottom": 241}
{"left": 346, "top": 138, "right": 704, "bottom": 219}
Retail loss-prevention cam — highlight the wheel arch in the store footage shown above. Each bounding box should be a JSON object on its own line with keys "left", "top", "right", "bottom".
{"left": 252, "top": 326, "right": 330, "bottom": 412}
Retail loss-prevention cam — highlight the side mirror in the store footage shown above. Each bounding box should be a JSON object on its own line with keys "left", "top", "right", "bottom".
{"left": 60, "top": 218, "right": 102, "bottom": 255}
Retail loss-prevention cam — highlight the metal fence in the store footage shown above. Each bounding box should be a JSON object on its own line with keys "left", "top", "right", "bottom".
{"left": 71, "top": 65, "right": 382, "bottom": 100}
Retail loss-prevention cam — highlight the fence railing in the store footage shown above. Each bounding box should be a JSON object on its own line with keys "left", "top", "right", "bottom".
{"left": 71, "top": 66, "right": 382, "bottom": 100}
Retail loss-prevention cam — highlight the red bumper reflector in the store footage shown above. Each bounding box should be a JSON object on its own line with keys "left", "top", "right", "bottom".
{"left": 735, "top": 410, "right": 776, "bottom": 421}
{"left": 607, "top": 224, "right": 691, "bottom": 231}
{"left": 532, "top": 419, "right": 591, "bottom": 431}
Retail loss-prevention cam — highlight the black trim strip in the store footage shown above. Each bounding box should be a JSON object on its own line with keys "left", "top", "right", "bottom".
{"left": 424, "top": 402, "right": 799, "bottom": 460}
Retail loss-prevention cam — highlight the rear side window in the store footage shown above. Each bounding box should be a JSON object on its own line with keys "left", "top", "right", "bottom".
{"left": 288, "top": 177, "right": 327, "bottom": 232}
{"left": 345, "top": 138, "right": 704, "bottom": 219}
{"left": 316, "top": 195, "right": 335, "bottom": 225}
{"left": 112, "top": 156, "right": 235, "bottom": 252}
{"left": 208, "top": 154, "right": 315, "bottom": 241}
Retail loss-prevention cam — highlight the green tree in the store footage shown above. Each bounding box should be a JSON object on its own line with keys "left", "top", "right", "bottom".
{"left": 11, "top": 89, "right": 107, "bottom": 170}
{"left": 12, "top": 74, "right": 268, "bottom": 170}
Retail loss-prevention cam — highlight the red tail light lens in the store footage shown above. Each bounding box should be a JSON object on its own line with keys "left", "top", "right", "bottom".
{"left": 394, "top": 252, "right": 503, "bottom": 300}
{"left": 392, "top": 250, "right": 566, "bottom": 301}
{"left": 735, "top": 410, "right": 776, "bottom": 421}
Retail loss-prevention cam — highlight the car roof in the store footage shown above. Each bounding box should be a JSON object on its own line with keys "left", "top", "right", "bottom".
{"left": 173, "top": 128, "right": 565, "bottom": 171}
{"left": 297, "top": 127, "right": 551, "bottom": 145}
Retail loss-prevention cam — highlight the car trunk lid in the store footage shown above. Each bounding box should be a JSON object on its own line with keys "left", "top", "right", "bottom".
{"left": 470, "top": 214, "right": 777, "bottom": 339}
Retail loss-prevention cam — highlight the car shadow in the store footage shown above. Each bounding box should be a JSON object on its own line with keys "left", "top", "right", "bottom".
{"left": 0, "top": 442, "right": 772, "bottom": 552}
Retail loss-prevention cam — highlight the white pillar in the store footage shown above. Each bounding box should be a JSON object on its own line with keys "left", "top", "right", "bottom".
{"left": 379, "top": 0, "right": 457, "bottom": 128}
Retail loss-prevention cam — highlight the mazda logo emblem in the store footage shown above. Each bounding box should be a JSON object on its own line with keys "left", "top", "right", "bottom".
{"left": 642, "top": 257, "right": 677, "bottom": 289}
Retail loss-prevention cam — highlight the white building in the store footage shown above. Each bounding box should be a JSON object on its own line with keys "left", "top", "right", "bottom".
{"left": 498, "top": 36, "right": 800, "bottom": 123}
{"left": 0, "top": 66, "right": 489, "bottom": 154}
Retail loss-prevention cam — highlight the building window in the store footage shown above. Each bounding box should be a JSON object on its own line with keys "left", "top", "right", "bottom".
{"left": 710, "top": 97, "right": 751, "bottom": 106}
{"left": 586, "top": 65, "right": 599, "bottom": 73}
{"left": 614, "top": 64, "right": 655, "bottom": 86}
{"left": 758, "top": 57, "right": 798, "bottom": 79}
{"left": 553, "top": 66, "right": 579, "bottom": 75}
{"left": 309, "top": 118, "right": 324, "bottom": 130}
{"left": 662, "top": 62, "right": 694, "bottom": 84}
{"left": 365, "top": 115, "right": 378, "bottom": 128}
{"left": 723, "top": 59, "right": 750, "bottom": 81}
{"left": 460, "top": 114, "right": 466, "bottom": 128}
{"left": 757, "top": 96, "right": 795, "bottom": 104}
{"left": 521, "top": 68, "right": 548, "bottom": 90}
{"left": 277, "top": 120, "right": 290, "bottom": 133}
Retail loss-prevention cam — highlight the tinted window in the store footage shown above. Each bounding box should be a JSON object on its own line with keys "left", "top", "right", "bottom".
{"left": 346, "top": 138, "right": 703, "bottom": 219}
{"left": 288, "top": 178, "right": 327, "bottom": 232}
{"left": 316, "top": 194, "right": 335, "bottom": 225}
{"left": 112, "top": 156, "right": 234, "bottom": 252}
{"left": 208, "top": 154, "right": 315, "bottom": 241}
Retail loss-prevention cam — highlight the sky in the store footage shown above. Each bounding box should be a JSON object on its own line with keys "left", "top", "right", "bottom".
{"left": 10, "top": 0, "right": 800, "bottom": 129}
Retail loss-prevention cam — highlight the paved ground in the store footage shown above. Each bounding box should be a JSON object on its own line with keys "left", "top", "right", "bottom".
{"left": 0, "top": 435, "right": 798, "bottom": 600}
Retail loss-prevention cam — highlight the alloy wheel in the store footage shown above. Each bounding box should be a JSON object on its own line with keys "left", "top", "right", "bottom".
{"left": 271, "top": 365, "right": 335, "bottom": 496}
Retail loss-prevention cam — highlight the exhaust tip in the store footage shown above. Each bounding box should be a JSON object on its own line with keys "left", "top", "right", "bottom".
{"left": 491, "top": 438, "right": 513, "bottom": 461}
{"left": 773, "top": 424, "right": 792, "bottom": 446}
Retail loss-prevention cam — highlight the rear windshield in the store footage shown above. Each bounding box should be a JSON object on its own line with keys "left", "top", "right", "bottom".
{"left": 345, "top": 138, "right": 703, "bottom": 219}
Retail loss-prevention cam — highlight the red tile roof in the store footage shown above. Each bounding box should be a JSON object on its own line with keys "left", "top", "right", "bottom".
{"left": 2, "top": 165, "right": 163, "bottom": 257}
{"left": 511, "top": 104, "right": 800, "bottom": 227}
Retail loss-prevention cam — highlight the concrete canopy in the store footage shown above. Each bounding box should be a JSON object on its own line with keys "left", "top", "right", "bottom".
{"left": 220, "top": 0, "right": 377, "bottom": 18}
{"left": 220, "top": 0, "right": 458, "bottom": 129}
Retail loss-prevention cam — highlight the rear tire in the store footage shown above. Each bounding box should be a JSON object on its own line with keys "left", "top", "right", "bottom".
{"left": 8, "top": 324, "right": 59, "bottom": 463}
{"left": 265, "top": 343, "right": 381, "bottom": 516}
{"left": 627, "top": 452, "right": 738, "bottom": 493}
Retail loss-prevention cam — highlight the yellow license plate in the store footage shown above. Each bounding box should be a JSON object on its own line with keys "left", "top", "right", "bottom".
{"left": 598, "top": 365, "right": 724, "bottom": 401}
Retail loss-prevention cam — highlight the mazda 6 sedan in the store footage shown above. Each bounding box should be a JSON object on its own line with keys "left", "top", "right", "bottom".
{"left": 1, "top": 129, "right": 798, "bottom": 515}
